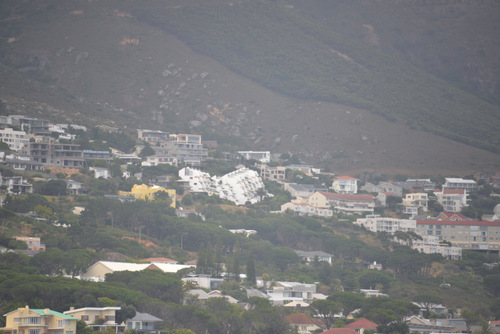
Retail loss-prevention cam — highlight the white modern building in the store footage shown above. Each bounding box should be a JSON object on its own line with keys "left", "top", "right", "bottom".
{"left": 266, "top": 282, "right": 316, "bottom": 306}
{"left": 443, "top": 178, "right": 477, "bottom": 191}
{"left": 354, "top": 215, "right": 417, "bottom": 234}
{"left": 331, "top": 176, "right": 358, "bottom": 194}
{"left": 434, "top": 189, "right": 468, "bottom": 213}
{"left": 412, "top": 236, "right": 462, "bottom": 260}
{"left": 238, "top": 151, "right": 270, "bottom": 163}
{"left": 178, "top": 167, "right": 266, "bottom": 205}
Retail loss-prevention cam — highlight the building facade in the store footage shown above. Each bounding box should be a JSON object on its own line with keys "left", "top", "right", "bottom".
{"left": 2, "top": 306, "right": 77, "bottom": 334}
{"left": 331, "top": 176, "right": 358, "bottom": 194}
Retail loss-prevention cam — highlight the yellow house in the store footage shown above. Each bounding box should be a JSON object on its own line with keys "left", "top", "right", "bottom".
{"left": 118, "top": 184, "right": 176, "bottom": 208}
{"left": 2, "top": 306, "right": 77, "bottom": 334}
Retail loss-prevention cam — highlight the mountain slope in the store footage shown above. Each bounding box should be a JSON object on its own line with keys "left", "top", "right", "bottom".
{"left": 0, "top": 0, "right": 499, "bottom": 173}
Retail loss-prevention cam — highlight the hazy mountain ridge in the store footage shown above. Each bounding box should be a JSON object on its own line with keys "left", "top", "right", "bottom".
{"left": 0, "top": 0, "right": 499, "bottom": 173}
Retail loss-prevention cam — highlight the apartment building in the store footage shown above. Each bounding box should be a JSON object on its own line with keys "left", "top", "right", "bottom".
{"left": 416, "top": 219, "right": 500, "bottom": 252}
{"left": 26, "top": 137, "right": 84, "bottom": 167}
{"left": 354, "top": 215, "right": 417, "bottom": 234}
{"left": 308, "top": 191, "right": 375, "bottom": 215}
{"left": 260, "top": 164, "right": 286, "bottom": 181}
{"left": 0, "top": 128, "right": 30, "bottom": 151}
{"left": 137, "top": 129, "right": 169, "bottom": 144}
{"left": 168, "top": 134, "right": 208, "bottom": 165}
{"left": 402, "top": 192, "right": 428, "bottom": 217}
{"left": 412, "top": 236, "right": 462, "bottom": 260}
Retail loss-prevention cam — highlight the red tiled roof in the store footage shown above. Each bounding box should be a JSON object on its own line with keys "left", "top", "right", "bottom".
{"left": 318, "top": 192, "right": 374, "bottom": 201}
{"left": 343, "top": 318, "right": 378, "bottom": 330}
{"left": 489, "top": 320, "right": 500, "bottom": 325}
{"left": 321, "top": 328, "right": 358, "bottom": 334}
{"left": 417, "top": 219, "right": 500, "bottom": 227}
{"left": 285, "top": 313, "right": 322, "bottom": 326}
{"left": 336, "top": 176, "right": 358, "bottom": 180}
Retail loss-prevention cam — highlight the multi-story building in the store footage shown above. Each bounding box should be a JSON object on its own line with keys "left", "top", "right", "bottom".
{"left": 118, "top": 184, "right": 176, "bottom": 208}
{"left": 402, "top": 192, "right": 428, "bottom": 217}
{"left": 1, "top": 306, "right": 77, "bottom": 334}
{"left": 394, "top": 179, "right": 436, "bottom": 192}
{"left": 308, "top": 191, "right": 375, "bottom": 215}
{"left": 26, "top": 137, "right": 84, "bottom": 167}
{"left": 280, "top": 202, "right": 333, "bottom": 218}
{"left": 434, "top": 189, "right": 468, "bottom": 213}
{"left": 416, "top": 219, "right": 500, "bottom": 253}
{"left": 361, "top": 182, "right": 403, "bottom": 197}
{"left": 1, "top": 175, "right": 33, "bottom": 194}
{"left": 168, "top": 134, "right": 208, "bottom": 166}
{"left": 63, "top": 307, "right": 123, "bottom": 333}
{"left": 283, "top": 183, "right": 328, "bottom": 198}
{"left": 137, "top": 129, "right": 169, "bottom": 144}
{"left": 412, "top": 236, "right": 462, "bottom": 260}
{"left": 354, "top": 215, "right": 417, "bottom": 234}
{"left": 266, "top": 282, "right": 316, "bottom": 306}
{"left": 0, "top": 128, "right": 30, "bottom": 151}
{"left": 83, "top": 150, "right": 112, "bottom": 162}
{"left": 238, "top": 151, "right": 270, "bottom": 163}
{"left": 8, "top": 116, "right": 50, "bottom": 135}
{"left": 178, "top": 167, "right": 265, "bottom": 206}
{"left": 14, "top": 236, "right": 45, "bottom": 252}
{"left": 331, "top": 176, "right": 358, "bottom": 194}
{"left": 443, "top": 178, "right": 477, "bottom": 191}
{"left": 259, "top": 164, "right": 286, "bottom": 181}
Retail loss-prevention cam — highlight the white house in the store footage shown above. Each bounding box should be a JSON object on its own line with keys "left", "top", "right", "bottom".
{"left": 266, "top": 281, "right": 316, "bottom": 306}
{"left": 354, "top": 215, "right": 416, "bottom": 234}
{"left": 331, "top": 176, "right": 358, "bottom": 194}
{"left": 443, "top": 178, "right": 477, "bottom": 191}
{"left": 434, "top": 189, "right": 468, "bottom": 213}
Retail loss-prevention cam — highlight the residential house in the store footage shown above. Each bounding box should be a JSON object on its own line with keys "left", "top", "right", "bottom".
{"left": 140, "top": 257, "right": 178, "bottom": 264}
{"left": 342, "top": 318, "right": 378, "bottom": 334}
{"left": 167, "top": 134, "right": 208, "bottom": 166}
{"left": 229, "top": 229, "right": 257, "bottom": 237}
{"left": 375, "top": 192, "right": 398, "bottom": 207}
{"left": 411, "top": 236, "right": 462, "bottom": 260}
{"left": 238, "top": 151, "right": 270, "bottom": 163}
{"left": 266, "top": 281, "right": 316, "bottom": 306}
{"left": 416, "top": 219, "right": 500, "bottom": 252}
{"left": 1, "top": 306, "right": 77, "bottom": 334}
{"left": 118, "top": 184, "right": 176, "bottom": 208}
{"left": 15, "top": 236, "right": 45, "bottom": 252}
{"left": 285, "top": 164, "right": 314, "bottom": 176}
{"left": 26, "top": 137, "right": 84, "bottom": 167}
{"left": 331, "top": 176, "right": 358, "bottom": 194}
{"left": 8, "top": 115, "right": 50, "bottom": 135}
{"left": 259, "top": 164, "right": 286, "bottom": 181}
{"left": 294, "top": 250, "right": 334, "bottom": 265}
{"left": 438, "top": 212, "right": 470, "bottom": 221}
{"left": 434, "top": 189, "right": 468, "bottom": 213}
{"left": 65, "top": 180, "right": 86, "bottom": 195}
{"left": 443, "top": 178, "right": 477, "bottom": 191}
{"left": 308, "top": 192, "right": 375, "bottom": 215}
{"left": 280, "top": 202, "right": 333, "bottom": 218}
{"left": 175, "top": 208, "right": 206, "bottom": 221}
{"left": 89, "top": 167, "right": 111, "bottom": 179}
{"left": 285, "top": 313, "right": 325, "bottom": 334}
{"left": 125, "top": 312, "right": 162, "bottom": 333}
{"left": 82, "top": 150, "right": 112, "bottom": 162}
{"left": 3, "top": 153, "right": 44, "bottom": 171}
{"left": 402, "top": 192, "right": 428, "bottom": 217}
{"left": 359, "top": 289, "right": 388, "bottom": 297}
{"left": 283, "top": 183, "right": 328, "bottom": 198}
{"left": 395, "top": 179, "right": 436, "bottom": 192}
{"left": 0, "top": 127, "right": 29, "bottom": 151}
{"left": 405, "top": 316, "right": 456, "bottom": 334}
{"left": 354, "top": 215, "right": 417, "bottom": 234}
{"left": 1, "top": 175, "right": 33, "bottom": 194}
{"left": 413, "top": 302, "right": 448, "bottom": 317}
{"left": 361, "top": 181, "right": 403, "bottom": 197}
{"left": 63, "top": 307, "right": 123, "bottom": 333}
{"left": 182, "top": 274, "right": 224, "bottom": 290}
{"left": 137, "top": 129, "right": 169, "bottom": 145}
{"left": 82, "top": 261, "right": 194, "bottom": 281}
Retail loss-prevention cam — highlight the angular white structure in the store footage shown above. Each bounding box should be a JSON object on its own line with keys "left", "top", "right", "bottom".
{"left": 179, "top": 167, "right": 265, "bottom": 205}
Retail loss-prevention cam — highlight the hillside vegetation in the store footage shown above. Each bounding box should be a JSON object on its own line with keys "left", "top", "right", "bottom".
{"left": 132, "top": 0, "right": 500, "bottom": 153}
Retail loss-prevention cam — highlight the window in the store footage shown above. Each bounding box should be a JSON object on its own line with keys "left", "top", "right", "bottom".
{"left": 25, "top": 317, "right": 41, "bottom": 325}
{"left": 28, "top": 329, "right": 40, "bottom": 334}
{"left": 471, "top": 226, "right": 479, "bottom": 230}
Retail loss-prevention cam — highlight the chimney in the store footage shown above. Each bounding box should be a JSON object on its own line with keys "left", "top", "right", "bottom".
{"left": 44, "top": 308, "right": 50, "bottom": 315}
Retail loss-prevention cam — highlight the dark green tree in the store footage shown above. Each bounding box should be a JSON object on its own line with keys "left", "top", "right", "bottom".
{"left": 246, "top": 252, "right": 256, "bottom": 284}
